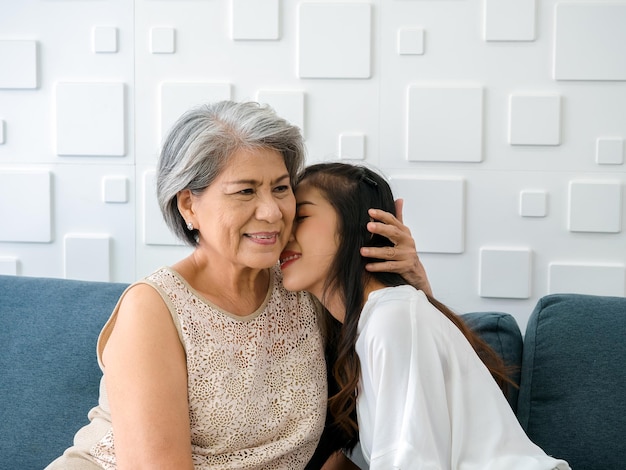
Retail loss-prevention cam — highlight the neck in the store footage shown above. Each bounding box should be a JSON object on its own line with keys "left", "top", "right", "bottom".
{"left": 317, "top": 277, "right": 387, "bottom": 324}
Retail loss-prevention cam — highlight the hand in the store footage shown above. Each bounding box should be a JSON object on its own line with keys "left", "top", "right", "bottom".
{"left": 361, "top": 198, "right": 433, "bottom": 297}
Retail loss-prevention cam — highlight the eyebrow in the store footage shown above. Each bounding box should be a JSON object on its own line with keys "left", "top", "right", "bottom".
{"left": 224, "top": 173, "right": 291, "bottom": 186}
{"left": 296, "top": 200, "right": 315, "bottom": 209}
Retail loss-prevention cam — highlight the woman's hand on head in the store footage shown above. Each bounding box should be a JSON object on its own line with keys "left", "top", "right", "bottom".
{"left": 360, "top": 198, "right": 433, "bottom": 297}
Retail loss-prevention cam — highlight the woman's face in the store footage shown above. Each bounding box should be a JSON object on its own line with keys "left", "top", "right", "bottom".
{"left": 180, "top": 147, "right": 296, "bottom": 271}
{"left": 280, "top": 181, "right": 339, "bottom": 300}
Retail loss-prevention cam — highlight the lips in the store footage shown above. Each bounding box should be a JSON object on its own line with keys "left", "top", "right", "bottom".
{"left": 245, "top": 232, "right": 279, "bottom": 245}
{"left": 279, "top": 250, "right": 301, "bottom": 268}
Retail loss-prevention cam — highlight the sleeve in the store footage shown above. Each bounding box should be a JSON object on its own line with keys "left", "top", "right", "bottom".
{"left": 358, "top": 294, "right": 457, "bottom": 469}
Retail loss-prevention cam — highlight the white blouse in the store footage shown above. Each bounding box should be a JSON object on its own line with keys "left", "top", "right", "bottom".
{"left": 355, "top": 285, "right": 570, "bottom": 470}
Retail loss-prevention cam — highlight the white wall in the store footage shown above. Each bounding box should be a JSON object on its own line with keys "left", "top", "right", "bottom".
{"left": 1, "top": 0, "right": 624, "bottom": 329}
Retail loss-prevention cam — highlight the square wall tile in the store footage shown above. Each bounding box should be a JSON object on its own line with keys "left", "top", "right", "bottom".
{"left": 339, "top": 132, "right": 365, "bottom": 160}
{"left": 398, "top": 27, "right": 425, "bottom": 55}
{"left": 232, "top": 0, "right": 279, "bottom": 40}
{"left": 568, "top": 181, "right": 622, "bottom": 233}
{"left": 596, "top": 138, "right": 624, "bottom": 165}
{"left": 0, "top": 120, "right": 5, "bottom": 144}
{"left": 549, "top": 263, "right": 625, "bottom": 296}
{"left": 143, "top": 170, "right": 184, "bottom": 246}
{"left": 151, "top": 27, "right": 175, "bottom": 54}
{"left": 298, "top": 2, "right": 371, "bottom": 78}
{"left": 519, "top": 190, "right": 547, "bottom": 217}
{"left": 509, "top": 94, "right": 561, "bottom": 146}
{"left": 256, "top": 90, "right": 305, "bottom": 137}
{"left": 479, "top": 247, "right": 532, "bottom": 299}
{"left": 390, "top": 177, "right": 465, "bottom": 253}
{"left": 0, "top": 171, "right": 51, "bottom": 242}
{"left": 160, "top": 82, "right": 232, "bottom": 143}
{"left": 64, "top": 234, "right": 110, "bottom": 282}
{"left": 407, "top": 85, "right": 483, "bottom": 162}
{"left": 93, "top": 26, "right": 118, "bottom": 53}
{"left": 554, "top": 3, "right": 626, "bottom": 80}
{"left": 0, "top": 257, "right": 18, "bottom": 275}
{"left": 102, "top": 176, "right": 128, "bottom": 203}
{"left": 56, "top": 82, "right": 126, "bottom": 156}
{"left": 484, "top": 0, "right": 535, "bottom": 41}
{"left": 0, "top": 40, "right": 37, "bottom": 89}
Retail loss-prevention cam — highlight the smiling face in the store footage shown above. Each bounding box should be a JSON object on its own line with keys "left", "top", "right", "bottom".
{"left": 178, "top": 147, "right": 296, "bottom": 271}
{"left": 280, "top": 181, "right": 340, "bottom": 301}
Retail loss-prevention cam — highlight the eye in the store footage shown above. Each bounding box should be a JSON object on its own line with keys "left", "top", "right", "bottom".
{"left": 274, "top": 184, "right": 291, "bottom": 193}
{"left": 237, "top": 188, "right": 255, "bottom": 195}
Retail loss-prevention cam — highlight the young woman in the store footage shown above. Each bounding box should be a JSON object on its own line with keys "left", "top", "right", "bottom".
{"left": 280, "top": 162, "right": 571, "bottom": 470}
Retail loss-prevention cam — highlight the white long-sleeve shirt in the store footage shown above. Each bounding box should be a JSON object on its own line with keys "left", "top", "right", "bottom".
{"left": 355, "top": 286, "right": 570, "bottom": 470}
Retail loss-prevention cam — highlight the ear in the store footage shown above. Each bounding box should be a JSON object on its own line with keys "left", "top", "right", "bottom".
{"left": 176, "top": 189, "right": 194, "bottom": 224}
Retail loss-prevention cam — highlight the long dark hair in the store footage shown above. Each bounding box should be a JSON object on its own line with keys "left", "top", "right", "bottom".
{"left": 299, "top": 162, "right": 515, "bottom": 451}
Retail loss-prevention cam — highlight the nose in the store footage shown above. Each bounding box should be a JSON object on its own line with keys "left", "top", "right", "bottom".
{"left": 256, "top": 194, "right": 282, "bottom": 223}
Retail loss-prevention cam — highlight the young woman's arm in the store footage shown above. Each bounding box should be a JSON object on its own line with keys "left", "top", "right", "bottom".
{"left": 102, "top": 284, "right": 194, "bottom": 469}
{"left": 361, "top": 200, "right": 433, "bottom": 297}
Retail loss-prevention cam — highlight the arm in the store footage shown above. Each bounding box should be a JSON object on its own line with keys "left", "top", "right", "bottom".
{"left": 362, "top": 198, "right": 433, "bottom": 297}
{"left": 102, "top": 284, "right": 194, "bottom": 469}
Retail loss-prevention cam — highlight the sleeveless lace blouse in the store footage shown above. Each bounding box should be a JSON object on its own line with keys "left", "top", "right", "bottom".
{"left": 90, "top": 265, "right": 327, "bottom": 469}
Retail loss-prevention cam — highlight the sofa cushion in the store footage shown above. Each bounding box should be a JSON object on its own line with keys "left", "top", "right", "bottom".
{"left": 518, "top": 293, "right": 626, "bottom": 469}
{"left": 462, "top": 311, "right": 523, "bottom": 411}
{"left": 0, "top": 275, "right": 128, "bottom": 470}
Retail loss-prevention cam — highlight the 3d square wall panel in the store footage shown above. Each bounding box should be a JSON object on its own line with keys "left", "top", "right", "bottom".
{"left": 554, "top": 2, "right": 626, "bottom": 81}
{"left": 298, "top": 2, "right": 371, "bottom": 78}
{"left": 55, "top": 82, "right": 126, "bottom": 156}
{"left": 519, "top": 190, "right": 547, "bottom": 217}
{"left": 568, "top": 181, "right": 622, "bottom": 233}
{"left": 143, "top": 170, "right": 184, "bottom": 246}
{"left": 596, "top": 138, "right": 624, "bottom": 165}
{"left": 407, "top": 85, "right": 483, "bottom": 162}
{"left": 256, "top": 90, "right": 305, "bottom": 136}
{"left": 549, "top": 263, "right": 625, "bottom": 297}
{"left": 509, "top": 94, "right": 561, "bottom": 146}
{"left": 479, "top": 247, "right": 532, "bottom": 299}
{"left": 232, "top": 0, "right": 279, "bottom": 40}
{"left": 64, "top": 234, "right": 110, "bottom": 282}
{"left": 0, "top": 170, "right": 51, "bottom": 242}
{"left": 0, "top": 40, "right": 37, "bottom": 89}
{"left": 93, "top": 26, "right": 118, "bottom": 53}
{"left": 0, "top": 120, "right": 5, "bottom": 144}
{"left": 339, "top": 132, "right": 365, "bottom": 160}
{"left": 398, "top": 27, "right": 425, "bottom": 55}
{"left": 102, "top": 176, "right": 128, "bottom": 203}
{"left": 160, "top": 82, "right": 232, "bottom": 143}
{"left": 483, "top": 0, "right": 535, "bottom": 41}
{"left": 0, "top": 257, "right": 18, "bottom": 275}
{"left": 150, "top": 27, "right": 175, "bottom": 54}
{"left": 390, "top": 176, "right": 465, "bottom": 253}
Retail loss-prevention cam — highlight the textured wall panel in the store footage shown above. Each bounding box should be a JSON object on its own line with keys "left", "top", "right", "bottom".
{"left": 93, "top": 26, "right": 118, "bottom": 53}
{"left": 0, "top": 257, "right": 18, "bottom": 275}
{"left": 339, "top": 133, "right": 365, "bottom": 160}
{"left": 160, "top": 83, "right": 232, "bottom": 143}
{"left": 596, "top": 138, "right": 624, "bottom": 165}
{"left": 390, "top": 176, "right": 465, "bottom": 254}
{"left": 0, "top": 171, "right": 51, "bottom": 242}
{"left": 142, "top": 170, "right": 183, "bottom": 246}
{"left": 64, "top": 234, "right": 110, "bottom": 281}
{"left": 0, "top": 120, "right": 4, "bottom": 144}
{"left": 549, "top": 263, "right": 625, "bottom": 296}
{"left": 55, "top": 82, "right": 126, "bottom": 156}
{"left": 479, "top": 247, "right": 532, "bottom": 299}
{"left": 298, "top": 2, "right": 371, "bottom": 78}
{"left": 554, "top": 2, "right": 626, "bottom": 81}
{"left": 509, "top": 94, "right": 561, "bottom": 145}
{"left": 568, "top": 181, "right": 622, "bottom": 233}
{"left": 483, "top": 0, "right": 535, "bottom": 41}
{"left": 150, "top": 27, "right": 175, "bottom": 54}
{"left": 520, "top": 190, "right": 547, "bottom": 217}
{"left": 102, "top": 176, "right": 129, "bottom": 203}
{"left": 0, "top": 40, "right": 37, "bottom": 89}
{"left": 397, "top": 27, "right": 425, "bottom": 55}
{"left": 407, "top": 85, "right": 483, "bottom": 162}
{"left": 232, "top": 0, "right": 279, "bottom": 40}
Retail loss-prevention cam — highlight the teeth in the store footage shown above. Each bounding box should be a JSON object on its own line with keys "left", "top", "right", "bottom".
{"left": 281, "top": 255, "right": 298, "bottom": 264}
{"left": 248, "top": 234, "right": 275, "bottom": 239}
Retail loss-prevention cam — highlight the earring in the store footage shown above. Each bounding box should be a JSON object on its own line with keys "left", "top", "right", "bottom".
{"left": 186, "top": 221, "right": 194, "bottom": 231}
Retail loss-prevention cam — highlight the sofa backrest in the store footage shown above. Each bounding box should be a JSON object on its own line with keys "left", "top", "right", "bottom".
{"left": 0, "top": 275, "right": 128, "bottom": 470}
{"left": 518, "top": 293, "right": 626, "bottom": 469}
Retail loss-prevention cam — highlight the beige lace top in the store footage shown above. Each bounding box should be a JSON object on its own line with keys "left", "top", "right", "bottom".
{"left": 48, "top": 265, "right": 327, "bottom": 470}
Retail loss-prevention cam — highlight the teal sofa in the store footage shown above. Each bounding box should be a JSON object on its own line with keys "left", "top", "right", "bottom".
{"left": 1, "top": 274, "right": 624, "bottom": 469}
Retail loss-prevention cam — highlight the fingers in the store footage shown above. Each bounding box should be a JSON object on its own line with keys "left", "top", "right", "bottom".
{"left": 394, "top": 198, "right": 405, "bottom": 224}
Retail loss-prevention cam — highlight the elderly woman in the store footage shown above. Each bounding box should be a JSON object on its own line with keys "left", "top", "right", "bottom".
{"left": 46, "top": 101, "right": 429, "bottom": 469}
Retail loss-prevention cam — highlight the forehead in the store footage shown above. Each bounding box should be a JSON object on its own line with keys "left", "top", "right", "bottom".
{"left": 221, "top": 147, "right": 287, "bottom": 177}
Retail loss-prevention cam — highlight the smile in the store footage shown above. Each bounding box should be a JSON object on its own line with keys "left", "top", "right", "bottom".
{"left": 279, "top": 252, "right": 301, "bottom": 268}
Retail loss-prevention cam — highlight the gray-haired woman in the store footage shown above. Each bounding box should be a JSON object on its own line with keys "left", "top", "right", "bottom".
{"left": 46, "top": 101, "right": 430, "bottom": 469}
